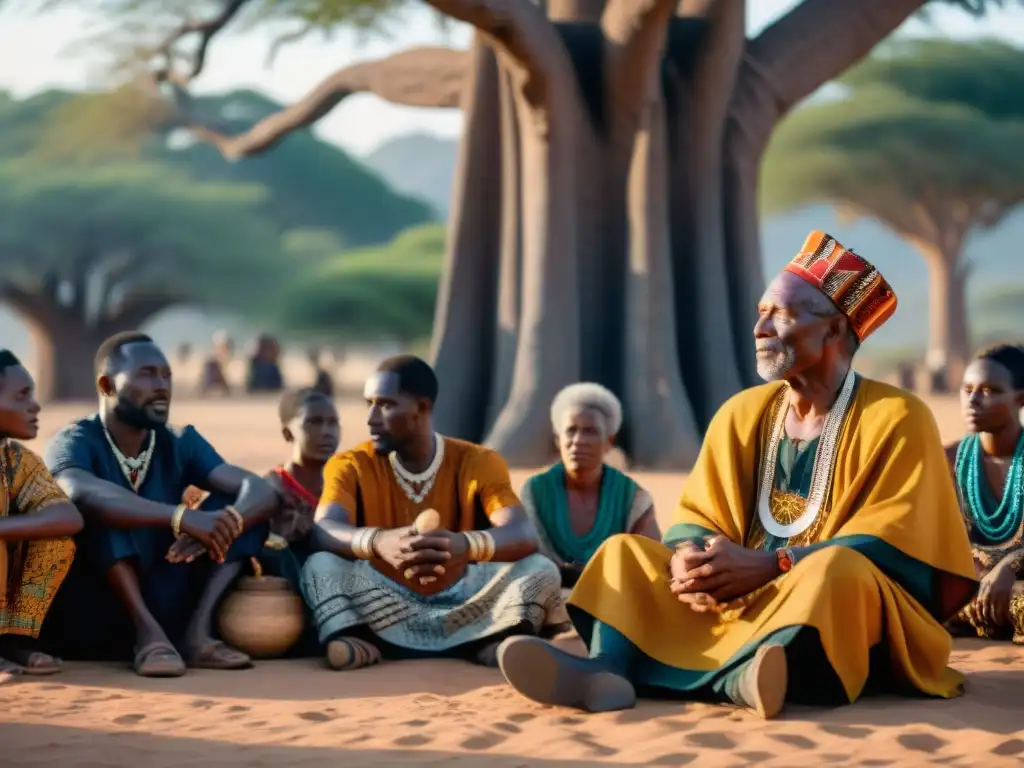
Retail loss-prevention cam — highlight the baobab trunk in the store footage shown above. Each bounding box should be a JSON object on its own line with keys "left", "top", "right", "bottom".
{"left": 28, "top": 320, "right": 105, "bottom": 402}
{"left": 155, "top": 0, "right": 931, "bottom": 468}
{"left": 921, "top": 248, "right": 971, "bottom": 392}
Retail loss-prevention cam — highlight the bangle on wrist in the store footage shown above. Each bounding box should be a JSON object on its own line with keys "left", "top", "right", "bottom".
{"left": 465, "top": 530, "right": 496, "bottom": 562}
{"left": 225, "top": 505, "right": 245, "bottom": 535}
{"left": 351, "top": 527, "right": 381, "bottom": 560}
{"left": 171, "top": 504, "right": 187, "bottom": 537}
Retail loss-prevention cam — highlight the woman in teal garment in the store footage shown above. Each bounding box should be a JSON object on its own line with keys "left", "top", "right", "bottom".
{"left": 945, "top": 344, "right": 1024, "bottom": 644}
{"left": 520, "top": 383, "right": 659, "bottom": 587}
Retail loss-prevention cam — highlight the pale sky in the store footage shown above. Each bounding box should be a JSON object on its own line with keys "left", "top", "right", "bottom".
{"left": 1, "top": 1, "right": 1023, "bottom": 156}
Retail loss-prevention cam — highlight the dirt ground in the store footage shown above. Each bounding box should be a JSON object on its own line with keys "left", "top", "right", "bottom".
{"left": 2, "top": 393, "right": 1021, "bottom": 767}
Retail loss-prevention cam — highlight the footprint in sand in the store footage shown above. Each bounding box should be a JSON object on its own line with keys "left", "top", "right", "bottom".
{"left": 393, "top": 734, "right": 434, "bottom": 747}
{"left": 37, "top": 684, "right": 66, "bottom": 691}
{"left": 992, "top": 739, "right": 1024, "bottom": 756}
{"left": 897, "top": 733, "right": 948, "bottom": 754}
{"left": 493, "top": 721, "right": 521, "bottom": 734}
{"left": 226, "top": 705, "right": 250, "bottom": 713}
{"left": 860, "top": 760, "right": 895, "bottom": 767}
{"left": 401, "top": 719, "right": 430, "bottom": 728}
{"left": 738, "top": 752, "right": 775, "bottom": 762}
{"left": 771, "top": 733, "right": 818, "bottom": 750}
{"left": 650, "top": 753, "right": 697, "bottom": 766}
{"left": 506, "top": 712, "right": 536, "bottom": 724}
{"left": 461, "top": 731, "right": 508, "bottom": 750}
{"left": 190, "top": 699, "right": 217, "bottom": 709}
{"left": 113, "top": 713, "right": 146, "bottom": 725}
{"left": 296, "top": 711, "right": 336, "bottom": 723}
{"left": 685, "top": 732, "right": 736, "bottom": 750}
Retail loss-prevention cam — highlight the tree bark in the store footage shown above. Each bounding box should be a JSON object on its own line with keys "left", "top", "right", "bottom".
{"left": 917, "top": 243, "right": 970, "bottom": 393}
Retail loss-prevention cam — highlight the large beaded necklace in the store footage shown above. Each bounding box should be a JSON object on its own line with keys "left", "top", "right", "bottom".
{"left": 954, "top": 430, "right": 1024, "bottom": 545}
{"left": 755, "top": 368, "right": 856, "bottom": 540}
{"left": 389, "top": 433, "right": 445, "bottom": 505}
{"left": 103, "top": 427, "right": 155, "bottom": 492}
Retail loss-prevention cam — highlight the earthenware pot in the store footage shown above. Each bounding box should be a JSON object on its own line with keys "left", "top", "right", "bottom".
{"left": 217, "top": 575, "right": 305, "bottom": 659}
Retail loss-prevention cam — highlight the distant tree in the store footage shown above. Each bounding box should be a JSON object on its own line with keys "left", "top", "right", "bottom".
{"left": 275, "top": 223, "right": 443, "bottom": 342}
{"left": 762, "top": 38, "right": 1024, "bottom": 390}
{"left": 3, "top": 88, "right": 436, "bottom": 247}
{"left": 30, "top": 0, "right": 1019, "bottom": 465}
{"left": 0, "top": 161, "right": 284, "bottom": 400}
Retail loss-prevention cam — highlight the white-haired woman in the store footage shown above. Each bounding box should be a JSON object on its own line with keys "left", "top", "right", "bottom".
{"left": 520, "top": 383, "right": 660, "bottom": 587}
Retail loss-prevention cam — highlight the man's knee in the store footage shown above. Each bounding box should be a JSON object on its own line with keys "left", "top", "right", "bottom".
{"left": 518, "top": 553, "right": 561, "bottom": 589}
{"left": 300, "top": 551, "right": 347, "bottom": 601}
{"left": 795, "top": 546, "right": 877, "bottom": 588}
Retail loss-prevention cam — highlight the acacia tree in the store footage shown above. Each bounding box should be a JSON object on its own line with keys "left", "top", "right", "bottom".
{"left": 761, "top": 39, "right": 1024, "bottom": 391}
{"left": 46, "top": 0, "right": 1008, "bottom": 465}
{"left": 0, "top": 161, "right": 284, "bottom": 400}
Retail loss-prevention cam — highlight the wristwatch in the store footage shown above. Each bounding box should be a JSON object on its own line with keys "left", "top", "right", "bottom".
{"left": 776, "top": 547, "right": 795, "bottom": 574}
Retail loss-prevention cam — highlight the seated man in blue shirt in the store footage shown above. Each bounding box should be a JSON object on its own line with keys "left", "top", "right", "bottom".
{"left": 44, "top": 332, "right": 276, "bottom": 677}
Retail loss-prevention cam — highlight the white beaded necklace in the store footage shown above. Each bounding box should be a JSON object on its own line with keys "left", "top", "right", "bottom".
{"left": 756, "top": 368, "right": 856, "bottom": 539}
{"left": 103, "top": 427, "right": 156, "bottom": 493}
{"left": 389, "top": 433, "right": 445, "bottom": 504}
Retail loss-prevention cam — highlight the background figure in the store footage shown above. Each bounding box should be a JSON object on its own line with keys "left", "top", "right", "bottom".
{"left": 200, "top": 331, "right": 233, "bottom": 397}
{"left": 307, "top": 347, "right": 334, "bottom": 398}
{"left": 246, "top": 334, "right": 285, "bottom": 394}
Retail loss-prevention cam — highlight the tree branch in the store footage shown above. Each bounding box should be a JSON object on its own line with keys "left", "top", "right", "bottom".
{"left": 424, "top": 0, "right": 568, "bottom": 109}
{"left": 730, "top": 0, "right": 926, "bottom": 151}
{"left": 153, "top": 0, "right": 254, "bottom": 87}
{"left": 602, "top": 0, "right": 678, "bottom": 137}
{"left": 174, "top": 47, "right": 468, "bottom": 160}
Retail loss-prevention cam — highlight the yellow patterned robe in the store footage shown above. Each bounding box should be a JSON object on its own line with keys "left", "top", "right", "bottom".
{"left": 0, "top": 440, "right": 76, "bottom": 637}
{"left": 570, "top": 379, "right": 978, "bottom": 703}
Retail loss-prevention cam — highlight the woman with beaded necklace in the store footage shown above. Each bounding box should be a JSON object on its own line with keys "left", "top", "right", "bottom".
{"left": 945, "top": 344, "right": 1024, "bottom": 644}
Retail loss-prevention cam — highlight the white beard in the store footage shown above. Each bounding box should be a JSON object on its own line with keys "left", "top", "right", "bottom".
{"left": 756, "top": 345, "right": 797, "bottom": 382}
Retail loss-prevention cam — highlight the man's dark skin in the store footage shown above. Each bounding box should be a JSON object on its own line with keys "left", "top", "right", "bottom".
{"left": 0, "top": 362, "right": 83, "bottom": 671}
{"left": 312, "top": 371, "right": 537, "bottom": 597}
{"left": 669, "top": 271, "right": 857, "bottom": 611}
{"left": 55, "top": 340, "right": 277, "bottom": 662}
{"left": 945, "top": 356, "right": 1024, "bottom": 628}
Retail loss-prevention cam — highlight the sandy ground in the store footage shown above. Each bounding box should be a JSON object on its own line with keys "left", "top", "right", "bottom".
{"left": 2, "top": 394, "right": 1022, "bottom": 767}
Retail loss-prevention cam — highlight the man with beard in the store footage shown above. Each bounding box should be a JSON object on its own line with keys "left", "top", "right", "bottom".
{"left": 0, "top": 351, "right": 82, "bottom": 682}
{"left": 498, "top": 231, "right": 978, "bottom": 719}
{"left": 300, "top": 354, "right": 564, "bottom": 670}
{"left": 43, "top": 332, "right": 275, "bottom": 677}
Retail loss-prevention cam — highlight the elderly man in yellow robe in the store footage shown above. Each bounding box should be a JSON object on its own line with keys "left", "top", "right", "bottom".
{"left": 498, "top": 231, "right": 979, "bottom": 719}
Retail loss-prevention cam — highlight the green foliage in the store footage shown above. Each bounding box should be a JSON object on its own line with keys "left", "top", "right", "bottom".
{"left": 0, "top": 159, "right": 285, "bottom": 314}
{"left": 761, "top": 40, "right": 1024, "bottom": 240}
{"left": 13, "top": 88, "right": 436, "bottom": 247}
{"left": 274, "top": 223, "right": 444, "bottom": 342}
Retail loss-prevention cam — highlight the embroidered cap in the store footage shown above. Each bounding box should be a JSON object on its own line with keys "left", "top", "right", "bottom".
{"left": 784, "top": 230, "right": 898, "bottom": 342}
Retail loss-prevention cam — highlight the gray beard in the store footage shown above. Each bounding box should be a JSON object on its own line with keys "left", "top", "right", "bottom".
{"left": 756, "top": 347, "right": 797, "bottom": 382}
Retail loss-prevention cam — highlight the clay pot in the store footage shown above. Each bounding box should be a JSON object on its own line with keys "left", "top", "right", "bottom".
{"left": 217, "top": 575, "right": 305, "bottom": 659}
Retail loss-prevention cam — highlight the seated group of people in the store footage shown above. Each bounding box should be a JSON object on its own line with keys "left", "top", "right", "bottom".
{"left": 0, "top": 230, "right": 1019, "bottom": 721}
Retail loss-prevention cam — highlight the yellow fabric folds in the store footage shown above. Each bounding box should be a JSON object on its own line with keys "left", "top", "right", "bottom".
{"left": 569, "top": 379, "right": 978, "bottom": 701}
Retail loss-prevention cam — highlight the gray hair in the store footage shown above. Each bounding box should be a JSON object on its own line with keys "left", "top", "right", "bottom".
{"left": 550, "top": 382, "right": 623, "bottom": 436}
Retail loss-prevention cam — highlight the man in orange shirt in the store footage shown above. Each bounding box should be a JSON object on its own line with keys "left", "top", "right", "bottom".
{"left": 301, "top": 355, "right": 565, "bottom": 670}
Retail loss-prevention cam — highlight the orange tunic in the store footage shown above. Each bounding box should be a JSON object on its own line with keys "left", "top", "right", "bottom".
{"left": 321, "top": 437, "right": 520, "bottom": 533}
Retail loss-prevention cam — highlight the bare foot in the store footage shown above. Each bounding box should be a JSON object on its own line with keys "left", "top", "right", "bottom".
{"left": 731, "top": 643, "right": 787, "bottom": 720}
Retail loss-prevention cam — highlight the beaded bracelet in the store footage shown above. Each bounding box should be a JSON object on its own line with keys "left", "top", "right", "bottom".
{"left": 351, "top": 527, "right": 381, "bottom": 560}
{"left": 170, "top": 504, "right": 187, "bottom": 538}
{"left": 464, "top": 530, "right": 496, "bottom": 562}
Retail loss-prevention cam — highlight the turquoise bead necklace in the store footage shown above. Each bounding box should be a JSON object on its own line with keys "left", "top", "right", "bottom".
{"left": 955, "top": 430, "right": 1024, "bottom": 545}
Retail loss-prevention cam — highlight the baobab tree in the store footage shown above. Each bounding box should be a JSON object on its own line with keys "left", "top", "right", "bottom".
{"left": 44, "top": 0, "right": 1008, "bottom": 465}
